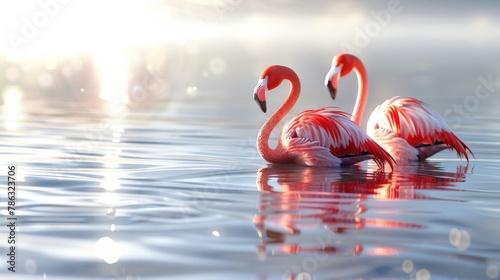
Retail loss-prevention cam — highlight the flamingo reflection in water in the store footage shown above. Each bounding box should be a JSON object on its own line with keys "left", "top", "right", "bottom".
{"left": 253, "top": 163, "right": 468, "bottom": 259}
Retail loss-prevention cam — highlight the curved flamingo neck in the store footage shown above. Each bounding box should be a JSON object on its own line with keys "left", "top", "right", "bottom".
{"left": 257, "top": 67, "right": 300, "bottom": 163}
{"left": 350, "top": 57, "right": 369, "bottom": 127}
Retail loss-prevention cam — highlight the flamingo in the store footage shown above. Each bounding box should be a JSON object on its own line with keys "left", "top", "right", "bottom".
{"left": 253, "top": 65, "right": 395, "bottom": 168}
{"left": 324, "top": 53, "right": 474, "bottom": 163}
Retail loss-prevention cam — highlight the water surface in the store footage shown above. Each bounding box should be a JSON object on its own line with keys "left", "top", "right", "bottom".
{"left": 1, "top": 92, "right": 499, "bottom": 280}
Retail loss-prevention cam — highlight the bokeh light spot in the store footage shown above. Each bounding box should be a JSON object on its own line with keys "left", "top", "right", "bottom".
{"left": 416, "top": 268, "right": 431, "bottom": 280}
{"left": 487, "top": 265, "right": 499, "bottom": 279}
{"left": 449, "top": 227, "right": 471, "bottom": 251}
{"left": 402, "top": 259, "right": 414, "bottom": 273}
{"left": 186, "top": 86, "right": 198, "bottom": 96}
{"left": 95, "top": 237, "right": 122, "bottom": 264}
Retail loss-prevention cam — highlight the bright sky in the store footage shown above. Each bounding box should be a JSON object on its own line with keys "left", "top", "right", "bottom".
{"left": 0, "top": 0, "right": 498, "bottom": 59}
{"left": 0, "top": 0, "right": 219, "bottom": 58}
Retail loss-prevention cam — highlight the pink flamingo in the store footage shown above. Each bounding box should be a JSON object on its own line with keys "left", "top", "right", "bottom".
{"left": 253, "top": 65, "right": 395, "bottom": 168}
{"left": 324, "top": 53, "right": 474, "bottom": 163}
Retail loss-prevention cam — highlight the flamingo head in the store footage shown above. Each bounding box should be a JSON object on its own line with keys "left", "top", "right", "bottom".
{"left": 253, "top": 76, "right": 268, "bottom": 113}
{"left": 325, "top": 54, "right": 356, "bottom": 100}
{"left": 254, "top": 65, "right": 296, "bottom": 113}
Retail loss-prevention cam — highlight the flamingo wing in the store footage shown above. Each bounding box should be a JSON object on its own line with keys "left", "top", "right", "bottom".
{"left": 282, "top": 136, "right": 342, "bottom": 167}
{"left": 282, "top": 107, "right": 394, "bottom": 169}
{"left": 367, "top": 96, "right": 473, "bottom": 161}
{"left": 368, "top": 126, "right": 420, "bottom": 162}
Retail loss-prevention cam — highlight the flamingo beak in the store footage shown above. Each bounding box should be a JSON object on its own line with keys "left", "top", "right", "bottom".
{"left": 253, "top": 77, "right": 268, "bottom": 113}
{"left": 325, "top": 66, "right": 341, "bottom": 100}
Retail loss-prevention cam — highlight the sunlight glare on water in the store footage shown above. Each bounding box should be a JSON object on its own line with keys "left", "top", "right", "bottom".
{"left": 0, "top": 1, "right": 500, "bottom": 280}
{"left": 2, "top": 86, "right": 22, "bottom": 131}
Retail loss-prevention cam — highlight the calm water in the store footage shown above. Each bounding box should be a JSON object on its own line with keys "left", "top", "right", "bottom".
{"left": 1, "top": 91, "right": 499, "bottom": 280}
{"left": 1, "top": 1, "right": 500, "bottom": 280}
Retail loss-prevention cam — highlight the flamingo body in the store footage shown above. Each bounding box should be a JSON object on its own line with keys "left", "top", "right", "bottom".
{"left": 367, "top": 96, "right": 472, "bottom": 162}
{"left": 281, "top": 108, "right": 394, "bottom": 167}
{"left": 254, "top": 65, "right": 394, "bottom": 169}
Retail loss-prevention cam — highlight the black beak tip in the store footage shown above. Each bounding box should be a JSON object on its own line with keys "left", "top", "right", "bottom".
{"left": 254, "top": 94, "right": 267, "bottom": 113}
{"left": 327, "top": 82, "right": 337, "bottom": 100}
